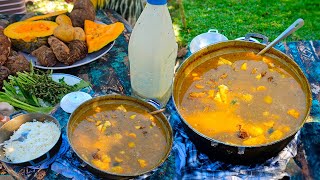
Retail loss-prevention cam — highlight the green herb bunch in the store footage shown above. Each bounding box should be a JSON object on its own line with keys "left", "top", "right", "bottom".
{"left": 0, "top": 66, "right": 90, "bottom": 113}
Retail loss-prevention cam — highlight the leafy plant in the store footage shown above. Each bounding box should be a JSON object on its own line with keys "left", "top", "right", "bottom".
{"left": 0, "top": 66, "right": 90, "bottom": 113}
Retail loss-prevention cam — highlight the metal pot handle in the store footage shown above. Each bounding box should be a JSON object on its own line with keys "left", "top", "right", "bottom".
{"left": 208, "top": 29, "right": 219, "bottom": 33}
{"left": 245, "top": 33, "right": 269, "bottom": 44}
{"left": 238, "top": 147, "right": 246, "bottom": 155}
{"left": 210, "top": 141, "right": 218, "bottom": 147}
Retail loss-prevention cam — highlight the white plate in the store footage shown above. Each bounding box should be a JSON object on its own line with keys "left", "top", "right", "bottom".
{"left": 51, "top": 73, "right": 92, "bottom": 93}
{"left": 51, "top": 73, "right": 86, "bottom": 86}
{"left": 22, "top": 41, "right": 115, "bottom": 70}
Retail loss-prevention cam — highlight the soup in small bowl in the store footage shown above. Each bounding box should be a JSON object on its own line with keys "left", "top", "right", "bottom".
{"left": 67, "top": 95, "right": 172, "bottom": 179}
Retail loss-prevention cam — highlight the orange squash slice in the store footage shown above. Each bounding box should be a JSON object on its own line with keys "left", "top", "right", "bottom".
{"left": 4, "top": 20, "right": 58, "bottom": 42}
{"left": 24, "top": 10, "right": 68, "bottom": 21}
{"left": 84, "top": 20, "right": 124, "bottom": 53}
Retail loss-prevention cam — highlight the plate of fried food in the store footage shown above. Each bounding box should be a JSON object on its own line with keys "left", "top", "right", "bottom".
{"left": 2, "top": 0, "right": 124, "bottom": 70}
{"left": 22, "top": 40, "right": 115, "bottom": 70}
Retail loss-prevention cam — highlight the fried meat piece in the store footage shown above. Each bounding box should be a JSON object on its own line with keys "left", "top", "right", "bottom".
{"left": 4, "top": 51, "right": 30, "bottom": 75}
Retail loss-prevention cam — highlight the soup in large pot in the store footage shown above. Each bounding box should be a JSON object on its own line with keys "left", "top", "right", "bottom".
{"left": 178, "top": 52, "right": 307, "bottom": 146}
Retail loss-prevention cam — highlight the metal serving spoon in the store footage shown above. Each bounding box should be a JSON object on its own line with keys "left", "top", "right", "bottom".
{"left": 0, "top": 130, "right": 30, "bottom": 147}
{"left": 149, "top": 108, "right": 166, "bottom": 115}
{"left": 257, "top": 18, "right": 304, "bottom": 56}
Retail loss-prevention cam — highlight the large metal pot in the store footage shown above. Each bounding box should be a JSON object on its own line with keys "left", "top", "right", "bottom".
{"left": 172, "top": 37, "right": 312, "bottom": 164}
{"left": 0, "top": 113, "right": 62, "bottom": 166}
{"left": 67, "top": 95, "right": 173, "bottom": 179}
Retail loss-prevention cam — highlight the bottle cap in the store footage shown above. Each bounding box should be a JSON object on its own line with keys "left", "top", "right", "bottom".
{"left": 147, "top": 0, "right": 167, "bottom": 5}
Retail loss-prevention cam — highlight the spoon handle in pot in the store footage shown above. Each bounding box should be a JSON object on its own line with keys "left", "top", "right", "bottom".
{"left": 257, "top": 18, "right": 304, "bottom": 56}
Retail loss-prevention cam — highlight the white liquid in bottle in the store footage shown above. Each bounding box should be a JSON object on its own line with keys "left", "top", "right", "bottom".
{"left": 129, "top": 0, "right": 178, "bottom": 106}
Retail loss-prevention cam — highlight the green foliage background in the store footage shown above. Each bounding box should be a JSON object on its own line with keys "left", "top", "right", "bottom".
{"left": 168, "top": 0, "right": 320, "bottom": 46}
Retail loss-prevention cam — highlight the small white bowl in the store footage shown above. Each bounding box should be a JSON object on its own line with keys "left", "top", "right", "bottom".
{"left": 60, "top": 92, "right": 92, "bottom": 114}
{"left": 189, "top": 29, "right": 228, "bottom": 53}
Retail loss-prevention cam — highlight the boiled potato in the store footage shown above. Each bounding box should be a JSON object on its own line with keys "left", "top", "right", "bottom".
{"left": 91, "top": 159, "right": 109, "bottom": 170}
{"left": 128, "top": 142, "right": 136, "bottom": 148}
{"left": 241, "top": 93, "right": 253, "bottom": 102}
{"left": 53, "top": 24, "right": 75, "bottom": 42}
{"left": 287, "top": 109, "right": 300, "bottom": 119}
{"left": 207, "top": 90, "right": 215, "bottom": 98}
{"left": 241, "top": 62, "right": 247, "bottom": 70}
{"left": 243, "top": 135, "right": 267, "bottom": 146}
{"left": 264, "top": 96, "right": 273, "bottom": 104}
{"left": 193, "top": 76, "right": 202, "bottom": 81}
{"left": 138, "top": 159, "right": 147, "bottom": 168}
{"left": 111, "top": 166, "right": 123, "bottom": 173}
{"left": 218, "top": 57, "right": 232, "bottom": 66}
{"left": 101, "top": 154, "right": 111, "bottom": 163}
{"left": 257, "top": 86, "right": 267, "bottom": 91}
{"left": 55, "top": 14, "right": 72, "bottom": 26}
{"left": 256, "top": 74, "right": 262, "bottom": 80}
{"left": 115, "top": 157, "right": 123, "bottom": 163}
{"left": 195, "top": 84, "right": 205, "bottom": 89}
{"left": 215, "top": 84, "right": 229, "bottom": 103}
{"left": 246, "top": 125, "right": 264, "bottom": 137}
{"left": 73, "top": 27, "right": 86, "bottom": 41}
{"left": 269, "top": 130, "right": 284, "bottom": 140}
{"left": 189, "top": 92, "right": 206, "bottom": 98}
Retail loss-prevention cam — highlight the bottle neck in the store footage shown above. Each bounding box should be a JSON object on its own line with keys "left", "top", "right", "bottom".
{"left": 147, "top": 0, "right": 167, "bottom": 5}
{"left": 143, "top": 2, "right": 168, "bottom": 12}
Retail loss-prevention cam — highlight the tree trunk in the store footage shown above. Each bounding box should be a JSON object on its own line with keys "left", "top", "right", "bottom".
{"left": 177, "top": 0, "right": 186, "bottom": 28}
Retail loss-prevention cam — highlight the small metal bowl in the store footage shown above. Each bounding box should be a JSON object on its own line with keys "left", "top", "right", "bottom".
{"left": 67, "top": 95, "right": 173, "bottom": 179}
{"left": 189, "top": 29, "right": 228, "bottom": 53}
{"left": 0, "top": 113, "right": 62, "bottom": 166}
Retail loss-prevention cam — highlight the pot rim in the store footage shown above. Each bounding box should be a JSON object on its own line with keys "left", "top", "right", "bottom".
{"left": 173, "top": 40, "right": 312, "bottom": 148}
{"left": 0, "top": 112, "right": 62, "bottom": 164}
{"left": 67, "top": 94, "right": 173, "bottom": 178}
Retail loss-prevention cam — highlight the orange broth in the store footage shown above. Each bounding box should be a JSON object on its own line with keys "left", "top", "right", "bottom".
{"left": 70, "top": 104, "right": 168, "bottom": 175}
{"left": 178, "top": 52, "right": 307, "bottom": 146}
